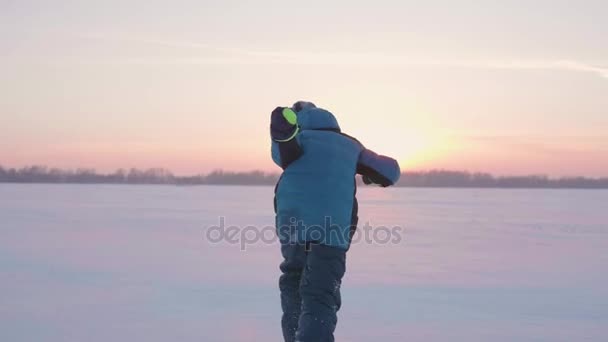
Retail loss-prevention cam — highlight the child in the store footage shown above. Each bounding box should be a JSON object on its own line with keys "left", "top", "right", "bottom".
{"left": 270, "top": 101, "right": 400, "bottom": 342}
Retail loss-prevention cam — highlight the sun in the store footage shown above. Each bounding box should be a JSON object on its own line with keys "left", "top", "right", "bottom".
{"left": 348, "top": 114, "right": 454, "bottom": 172}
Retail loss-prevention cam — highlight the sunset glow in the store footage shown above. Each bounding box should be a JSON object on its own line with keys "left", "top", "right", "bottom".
{"left": 1, "top": 1, "right": 607, "bottom": 177}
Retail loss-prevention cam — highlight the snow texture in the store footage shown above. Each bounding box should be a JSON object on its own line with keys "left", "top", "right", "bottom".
{"left": 1, "top": 184, "right": 607, "bottom": 341}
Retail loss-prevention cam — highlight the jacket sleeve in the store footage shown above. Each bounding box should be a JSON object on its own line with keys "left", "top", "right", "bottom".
{"left": 357, "top": 148, "right": 401, "bottom": 187}
{"left": 271, "top": 139, "right": 302, "bottom": 169}
{"left": 270, "top": 107, "right": 303, "bottom": 169}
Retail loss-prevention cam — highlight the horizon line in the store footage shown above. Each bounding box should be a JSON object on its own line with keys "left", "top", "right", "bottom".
{"left": 1, "top": 164, "right": 606, "bottom": 180}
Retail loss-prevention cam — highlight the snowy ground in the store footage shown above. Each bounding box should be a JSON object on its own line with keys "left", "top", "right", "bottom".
{"left": 1, "top": 184, "right": 607, "bottom": 341}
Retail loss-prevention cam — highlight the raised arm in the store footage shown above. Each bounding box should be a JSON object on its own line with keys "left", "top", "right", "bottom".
{"left": 270, "top": 106, "right": 303, "bottom": 169}
{"left": 357, "top": 148, "right": 401, "bottom": 187}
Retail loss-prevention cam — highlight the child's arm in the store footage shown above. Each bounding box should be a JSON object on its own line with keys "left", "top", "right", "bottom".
{"left": 270, "top": 107, "right": 303, "bottom": 169}
{"left": 357, "top": 148, "right": 401, "bottom": 187}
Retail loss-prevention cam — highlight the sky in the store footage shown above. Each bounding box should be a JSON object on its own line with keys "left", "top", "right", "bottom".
{"left": 1, "top": 0, "right": 607, "bottom": 177}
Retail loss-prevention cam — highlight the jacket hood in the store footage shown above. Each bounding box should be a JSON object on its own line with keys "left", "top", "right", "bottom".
{"left": 297, "top": 108, "right": 341, "bottom": 132}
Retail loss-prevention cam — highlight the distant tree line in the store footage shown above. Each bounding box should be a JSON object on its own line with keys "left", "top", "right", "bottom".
{"left": 0, "top": 166, "right": 277, "bottom": 186}
{"left": 0, "top": 165, "right": 607, "bottom": 188}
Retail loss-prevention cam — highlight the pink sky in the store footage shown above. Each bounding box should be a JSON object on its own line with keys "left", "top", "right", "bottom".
{"left": 1, "top": 1, "right": 607, "bottom": 177}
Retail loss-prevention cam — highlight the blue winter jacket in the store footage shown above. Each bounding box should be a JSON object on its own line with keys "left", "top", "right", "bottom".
{"left": 271, "top": 106, "right": 400, "bottom": 250}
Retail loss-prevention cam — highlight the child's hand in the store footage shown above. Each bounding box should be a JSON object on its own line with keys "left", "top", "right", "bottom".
{"left": 362, "top": 175, "right": 390, "bottom": 187}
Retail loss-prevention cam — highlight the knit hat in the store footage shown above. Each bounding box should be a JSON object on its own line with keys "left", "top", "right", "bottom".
{"left": 292, "top": 101, "right": 317, "bottom": 113}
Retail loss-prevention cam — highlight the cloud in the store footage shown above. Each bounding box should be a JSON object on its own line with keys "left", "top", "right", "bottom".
{"left": 551, "top": 61, "right": 608, "bottom": 79}
{"left": 458, "top": 134, "right": 608, "bottom": 155}
{"left": 458, "top": 60, "right": 608, "bottom": 79}
{"left": 74, "top": 33, "right": 608, "bottom": 79}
